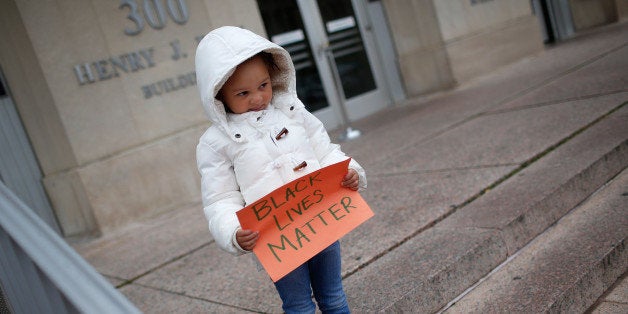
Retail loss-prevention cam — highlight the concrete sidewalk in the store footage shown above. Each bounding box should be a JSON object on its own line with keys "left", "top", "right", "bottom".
{"left": 73, "top": 21, "right": 628, "bottom": 313}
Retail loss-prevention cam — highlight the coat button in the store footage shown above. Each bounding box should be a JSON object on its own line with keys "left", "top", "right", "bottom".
{"left": 293, "top": 161, "right": 307, "bottom": 171}
{"left": 275, "top": 127, "right": 289, "bottom": 140}
{"left": 235, "top": 134, "right": 241, "bottom": 138}
{"left": 290, "top": 106, "right": 294, "bottom": 111}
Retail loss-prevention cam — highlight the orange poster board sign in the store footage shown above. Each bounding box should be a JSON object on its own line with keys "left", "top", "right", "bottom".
{"left": 236, "top": 159, "right": 373, "bottom": 282}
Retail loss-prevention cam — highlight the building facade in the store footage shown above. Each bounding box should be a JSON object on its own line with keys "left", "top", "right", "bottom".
{"left": 0, "top": 0, "right": 624, "bottom": 238}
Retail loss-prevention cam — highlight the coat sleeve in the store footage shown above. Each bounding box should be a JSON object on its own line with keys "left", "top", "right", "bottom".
{"left": 197, "top": 141, "right": 249, "bottom": 255}
{"left": 298, "top": 107, "right": 367, "bottom": 190}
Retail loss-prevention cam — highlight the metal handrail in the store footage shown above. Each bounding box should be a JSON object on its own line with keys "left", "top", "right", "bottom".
{"left": 0, "top": 181, "right": 140, "bottom": 313}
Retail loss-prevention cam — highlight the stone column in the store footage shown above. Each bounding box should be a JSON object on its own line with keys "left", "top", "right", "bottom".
{"left": 381, "top": 0, "right": 455, "bottom": 97}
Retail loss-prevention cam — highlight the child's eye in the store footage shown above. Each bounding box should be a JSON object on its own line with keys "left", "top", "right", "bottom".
{"left": 260, "top": 82, "right": 268, "bottom": 89}
{"left": 237, "top": 91, "right": 248, "bottom": 97}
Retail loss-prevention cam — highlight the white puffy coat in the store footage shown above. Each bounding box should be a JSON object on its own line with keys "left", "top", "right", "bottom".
{"left": 195, "top": 26, "right": 366, "bottom": 255}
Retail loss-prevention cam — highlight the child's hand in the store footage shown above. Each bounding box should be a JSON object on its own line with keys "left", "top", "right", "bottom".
{"left": 342, "top": 168, "right": 359, "bottom": 191}
{"left": 236, "top": 229, "right": 259, "bottom": 251}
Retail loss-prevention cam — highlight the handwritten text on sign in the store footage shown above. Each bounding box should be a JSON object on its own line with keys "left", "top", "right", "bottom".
{"left": 236, "top": 159, "right": 373, "bottom": 282}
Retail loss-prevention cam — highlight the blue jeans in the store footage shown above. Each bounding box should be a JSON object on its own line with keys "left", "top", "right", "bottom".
{"left": 273, "top": 241, "right": 350, "bottom": 314}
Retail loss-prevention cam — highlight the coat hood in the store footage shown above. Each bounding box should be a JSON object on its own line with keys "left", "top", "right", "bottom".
{"left": 195, "top": 26, "right": 303, "bottom": 142}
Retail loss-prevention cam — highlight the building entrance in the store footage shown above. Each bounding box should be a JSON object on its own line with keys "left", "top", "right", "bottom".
{"left": 257, "top": 0, "right": 398, "bottom": 129}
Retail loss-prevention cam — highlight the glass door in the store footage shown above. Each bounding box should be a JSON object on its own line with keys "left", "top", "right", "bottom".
{"left": 257, "top": 0, "right": 391, "bottom": 129}
{"left": 258, "top": 0, "right": 329, "bottom": 113}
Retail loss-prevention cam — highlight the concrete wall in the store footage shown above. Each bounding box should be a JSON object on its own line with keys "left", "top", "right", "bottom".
{"left": 381, "top": 0, "right": 543, "bottom": 94}
{"left": 618, "top": 0, "right": 628, "bottom": 21}
{"left": 1, "top": 0, "right": 265, "bottom": 236}
{"left": 433, "top": 0, "right": 544, "bottom": 83}
{"left": 569, "top": 0, "right": 618, "bottom": 31}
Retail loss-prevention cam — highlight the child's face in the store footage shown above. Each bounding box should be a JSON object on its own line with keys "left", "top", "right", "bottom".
{"left": 220, "top": 56, "right": 273, "bottom": 114}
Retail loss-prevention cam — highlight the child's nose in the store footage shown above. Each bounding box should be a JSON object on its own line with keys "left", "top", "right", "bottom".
{"left": 252, "top": 93, "right": 263, "bottom": 105}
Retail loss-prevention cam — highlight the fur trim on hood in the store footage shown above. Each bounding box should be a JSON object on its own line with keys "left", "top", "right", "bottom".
{"left": 195, "top": 26, "right": 304, "bottom": 142}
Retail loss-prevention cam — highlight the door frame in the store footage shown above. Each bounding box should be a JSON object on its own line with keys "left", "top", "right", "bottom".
{"left": 295, "top": 0, "right": 394, "bottom": 130}
{"left": 0, "top": 69, "right": 60, "bottom": 234}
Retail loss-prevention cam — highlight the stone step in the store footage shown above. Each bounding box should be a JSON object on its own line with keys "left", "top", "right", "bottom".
{"left": 442, "top": 168, "right": 628, "bottom": 313}
{"left": 589, "top": 275, "right": 628, "bottom": 313}
{"left": 344, "top": 105, "right": 627, "bottom": 312}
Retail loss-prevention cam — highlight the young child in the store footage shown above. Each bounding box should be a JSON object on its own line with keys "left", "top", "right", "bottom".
{"left": 195, "top": 26, "right": 367, "bottom": 313}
